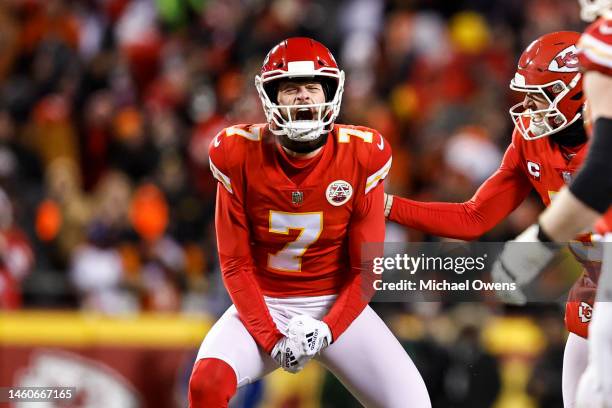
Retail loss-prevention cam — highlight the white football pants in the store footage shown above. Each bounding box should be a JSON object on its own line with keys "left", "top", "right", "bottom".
{"left": 563, "top": 332, "right": 589, "bottom": 408}
{"left": 196, "top": 295, "right": 431, "bottom": 408}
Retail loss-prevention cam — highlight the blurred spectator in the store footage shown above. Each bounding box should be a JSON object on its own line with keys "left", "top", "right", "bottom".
{"left": 0, "top": 108, "right": 43, "bottom": 187}
{"left": 109, "top": 107, "right": 160, "bottom": 183}
{"left": 527, "top": 311, "right": 566, "bottom": 408}
{"left": 442, "top": 325, "right": 501, "bottom": 407}
{"left": 69, "top": 222, "right": 131, "bottom": 313}
{"left": 0, "top": 188, "right": 34, "bottom": 309}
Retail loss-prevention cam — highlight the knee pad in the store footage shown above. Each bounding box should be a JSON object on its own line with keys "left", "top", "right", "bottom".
{"left": 189, "top": 358, "right": 237, "bottom": 408}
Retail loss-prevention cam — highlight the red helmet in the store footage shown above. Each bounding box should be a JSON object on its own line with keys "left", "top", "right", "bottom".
{"left": 509, "top": 31, "right": 584, "bottom": 140}
{"left": 255, "top": 38, "right": 345, "bottom": 142}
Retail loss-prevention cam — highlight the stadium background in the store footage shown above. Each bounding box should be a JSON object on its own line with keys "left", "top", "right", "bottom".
{"left": 0, "top": 0, "right": 586, "bottom": 406}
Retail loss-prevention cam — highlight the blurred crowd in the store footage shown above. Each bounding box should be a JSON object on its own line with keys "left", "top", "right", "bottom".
{"left": 0, "top": 0, "right": 587, "bottom": 406}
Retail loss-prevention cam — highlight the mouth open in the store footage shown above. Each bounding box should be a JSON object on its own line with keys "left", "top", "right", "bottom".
{"left": 294, "top": 108, "right": 314, "bottom": 121}
{"left": 529, "top": 110, "right": 545, "bottom": 124}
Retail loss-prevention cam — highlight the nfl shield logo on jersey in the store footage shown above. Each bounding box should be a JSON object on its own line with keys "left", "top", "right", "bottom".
{"left": 326, "top": 180, "right": 353, "bottom": 206}
{"left": 291, "top": 191, "right": 304, "bottom": 206}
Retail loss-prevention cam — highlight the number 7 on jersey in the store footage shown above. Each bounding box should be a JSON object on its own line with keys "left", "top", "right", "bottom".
{"left": 268, "top": 211, "right": 323, "bottom": 272}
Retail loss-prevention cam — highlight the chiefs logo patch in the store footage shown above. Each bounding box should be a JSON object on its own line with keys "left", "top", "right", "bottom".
{"left": 326, "top": 180, "right": 353, "bottom": 206}
{"left": 578, "top": 301, "right": 593, "bottom": 323}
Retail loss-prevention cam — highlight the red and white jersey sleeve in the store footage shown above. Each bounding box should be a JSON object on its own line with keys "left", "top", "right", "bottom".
{"left": 578, "top": 17, "right": 612, "bottom": 75}
{"left": 208, "top": 125, "right": 283, "bottom": 353}
{"left": 361, "top": 129, "right": 393, "bottom": 195}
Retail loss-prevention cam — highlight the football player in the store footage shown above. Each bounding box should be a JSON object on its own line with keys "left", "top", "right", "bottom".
{"left": 383, "top": 31, "right": 599, "bottom": 407}
{"left": 482, "top": 2, "right": 612, "bottom": 406}
{"left": 189, "top": 38, "right": 431, "bottom": 408}
{"left": 545, "top": 2, "right": 612, "bottom": 407}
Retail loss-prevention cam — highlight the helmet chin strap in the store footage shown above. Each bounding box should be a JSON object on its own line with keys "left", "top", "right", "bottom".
{"left": 278, "top": 132, "right": 329, "bottom": 154}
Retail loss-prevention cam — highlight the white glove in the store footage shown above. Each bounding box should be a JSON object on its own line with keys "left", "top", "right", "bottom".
{"left": 491, "top": 224, "right": 558, "bottom": 304}
{"left": 270, "top": 335, "right": 309, "bottom": 374}
{"left": 287, "top": 315, "right": 332, "bottom": 357}
{"left": 384, "top": 193, "right": 393, "bottom": 218}
{"left": 576, "top": 302, "right": 612, "bottom": 408}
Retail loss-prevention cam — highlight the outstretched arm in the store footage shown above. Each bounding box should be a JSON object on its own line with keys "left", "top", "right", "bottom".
{"left": 388, "top": 143, "right": 532, "bottom": 240}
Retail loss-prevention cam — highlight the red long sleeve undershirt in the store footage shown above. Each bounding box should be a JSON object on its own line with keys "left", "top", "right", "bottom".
{"left": 215, "top": 184, "right": 283, "bottom": 353}
{"left": 215, "top": 182, "right": 385, "bottom": 352}
{"left": 389, "top": 143, "right": 533, "bottom": 240}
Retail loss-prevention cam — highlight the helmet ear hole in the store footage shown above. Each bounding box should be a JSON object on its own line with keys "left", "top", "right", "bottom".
{"left": 320, "top": 78, "right": 337, "bottom": 102}
{"left": 571, "top": 91, "right": 584, "bottom": 101}
{"left": 263, "top": 82, "right": 280, "bottom": 104}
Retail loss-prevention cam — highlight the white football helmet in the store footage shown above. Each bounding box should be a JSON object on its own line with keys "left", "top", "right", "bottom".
{"left": 578, "top": 0, "right": 612, "bottom": 22}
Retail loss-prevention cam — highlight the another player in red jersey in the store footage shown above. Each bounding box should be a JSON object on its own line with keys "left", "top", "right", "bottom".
{"left": 188, "top": 38, "right": 431, "bottom": 408}
{"left": 550, "top": 2, "right": 612, "bottom": 407}
{"left": 384, "top": 31, "right": 598, "bottom": 407}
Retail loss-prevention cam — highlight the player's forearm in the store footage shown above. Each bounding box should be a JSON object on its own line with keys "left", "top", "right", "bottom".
{"left": 562, "top": 73, "right": 612, "bottom": 219}
{"left": 221, "top": 257, "right": 284, "bottom": 352}
{"left": 389, "top": 197, "right": 491, "bottom": 240}
{"left": 567, "top": 120, "right": 612, "bottom": 213}
{"left": 389, "top": 165, "right": 530, "bottom": 239}
{"left": 538, "top": 188, "right": 601, "bottom": 242}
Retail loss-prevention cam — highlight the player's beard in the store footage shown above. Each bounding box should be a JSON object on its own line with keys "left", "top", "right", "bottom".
{"left": 272, "top": 105, "right": 331, "bottom": 152}
{"left": 277, "top": 132, "right": 329, "bottom": 154}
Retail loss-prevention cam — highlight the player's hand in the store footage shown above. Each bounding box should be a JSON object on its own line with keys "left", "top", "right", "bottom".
{"left": 384, "top": 193, "right": 393, "bottom": 218}
{"left": 287, "top": 315, "right": 332, "bottom": 357}
{"left": 491, "top": 224, "right": 558, "bottom": 304}
{"left": 576, "top": 302, "right": 612, "bottom": 408}
{"left": 270, "top": 335, "right": 309, "bottom": 374}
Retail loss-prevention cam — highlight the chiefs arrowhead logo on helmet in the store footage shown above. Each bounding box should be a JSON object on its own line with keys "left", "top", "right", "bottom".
{"left": 549, "top": 45, "right": 580, "bottom": 72}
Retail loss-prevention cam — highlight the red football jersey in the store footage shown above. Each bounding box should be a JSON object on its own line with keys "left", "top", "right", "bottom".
{"left": 563, "top": 16, "right": 612, "bottom": 337}
{"left": 209, "top": 123, "right": 391, "bottom": 351}
{"left": 511, "top": 129, "right": 588, "bottom": 205}
{"left": 578, "top": 17, "right": 612, "bottom": 76}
